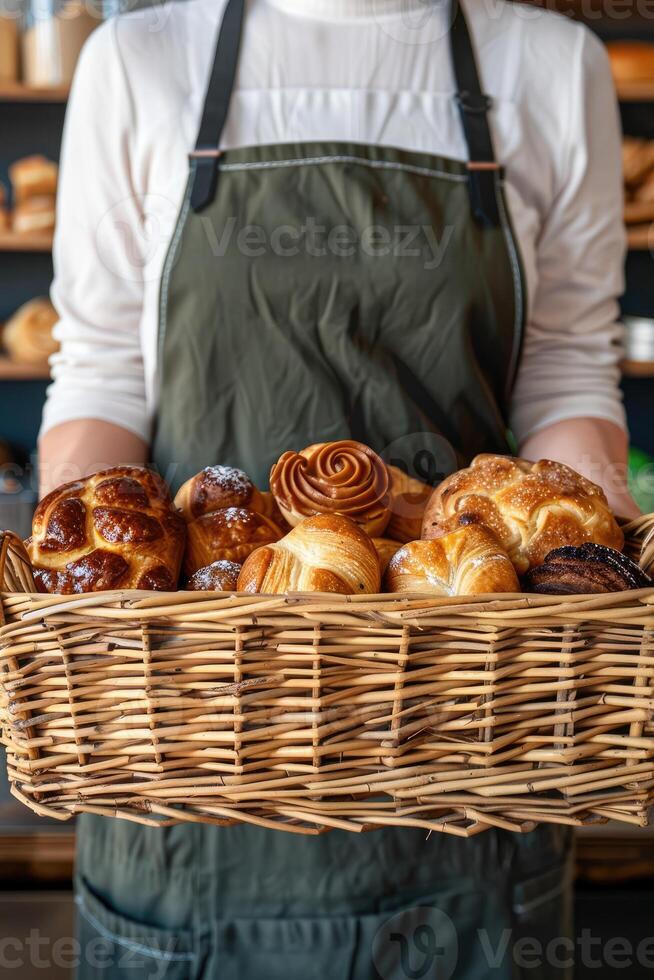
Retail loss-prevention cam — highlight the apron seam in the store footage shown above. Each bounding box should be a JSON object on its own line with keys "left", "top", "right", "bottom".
{"left": 219, "top": 154, "right": 469, "bottom": 183}
{"left": 495, "top": 169, "right": 525, "bottom": 402}
{"left": 74, "top": 895, "right": 196, "bottom": 963}
{"left": 158, "top": 169, "right": 196, "bottom": 370}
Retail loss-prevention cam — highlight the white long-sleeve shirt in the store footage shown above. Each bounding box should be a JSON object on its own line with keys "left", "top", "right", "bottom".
{"left": 41, "top": 0, "right": 627, "bottom": 446}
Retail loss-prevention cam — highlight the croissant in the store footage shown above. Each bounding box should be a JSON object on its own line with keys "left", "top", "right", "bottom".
{"left": 28, "top": 467, "right": 185, "bottom": 593}
{"left": 523, "top": 544, "right": 651, "bottom": 595}
{"left": 422, "top": 455, "right": 624, "bottom": 575}
{"left": 386, "top": 465, "right": 433, "bottom": 543}
{"left": 385, "top": 525, "right": 520, "bottom": 596}
{"left": 238, "top": 513, "right": 381, "bottom": 595}
{"left": 174, "top": 465, "right": 282, "bottom": 524}
{"left": 269, "top": 441, "right": 391, "bottom": 536}
{"left": 184, "top": 507, "right": 284, "bottom": 577}
{"left": 186, "top": 559, "right": 241, "bottom": 592}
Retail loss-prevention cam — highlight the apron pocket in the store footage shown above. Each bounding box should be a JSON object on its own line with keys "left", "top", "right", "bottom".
{"left": 511, "top": 864, "right": 573, "bottom": 980}
{"left": 216, "top": 888, "right": 486, "bottom": 980}
{"left": 74, "top": 874, "right": 198, "bottom": 980}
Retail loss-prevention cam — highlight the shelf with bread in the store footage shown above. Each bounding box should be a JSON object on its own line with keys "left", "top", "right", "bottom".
{"left": 0, "top": 298, "right": 57, "bottom": 382}
{"left": 0, "top": 155, "right": 58, "bottom": 252}
{"left": 1, "top": 443, "right": 654, "bottom": 836}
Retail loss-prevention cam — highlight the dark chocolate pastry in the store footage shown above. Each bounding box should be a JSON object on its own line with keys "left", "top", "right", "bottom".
{"left": 523, "top": 543, "right": 652, "bottom": 595}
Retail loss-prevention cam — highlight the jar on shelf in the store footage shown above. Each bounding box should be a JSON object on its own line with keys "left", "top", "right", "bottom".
{"left": 0, "top": 5, "right": 20, "bottom": 83}
{"left": 22, "top": 0, "right": 100, "bottom": 87}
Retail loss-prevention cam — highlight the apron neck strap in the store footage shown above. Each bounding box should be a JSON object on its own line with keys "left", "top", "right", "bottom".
{"left": 190, "top": 0, "right": 501, "bottom": 228}
{"left": 190, "top": 0, "right": 245, "bottom": 213}
{"left": 449, "top": 0, "right": 501, "bottom": 227}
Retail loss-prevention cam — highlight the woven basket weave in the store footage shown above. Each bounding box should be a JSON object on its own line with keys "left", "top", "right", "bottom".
{"left": 1, "top": 517, "right": 654, "bottom": 838}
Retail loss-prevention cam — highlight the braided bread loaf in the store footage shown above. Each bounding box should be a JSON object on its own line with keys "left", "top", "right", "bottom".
{"left": 422, "top": 455, "right": 624, "bottom": 574}
{"left": 28, "top": 467, "right": 185, "bottom": 593}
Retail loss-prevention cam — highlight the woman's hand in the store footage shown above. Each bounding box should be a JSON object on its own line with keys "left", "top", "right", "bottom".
{"left": 38, "top": 420, "right": 148, "bottom": 498}
{"left": 519, "top": 416, "right": 641, "bottom": 520}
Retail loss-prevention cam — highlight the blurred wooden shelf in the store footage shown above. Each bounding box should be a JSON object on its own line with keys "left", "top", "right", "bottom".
{"left": 617, "top": 80, "right": 654, "bottom": 102}
{"left": 0, "top": 230, "right": 53, "bottom": 253}
{"left": 0, "top": 357, "right": 50, "bottom": 381}
{"left": 622, "top": 359, "right": 654, "bottom": 378}
{"left": 0, "top": 82, "right": 69, "bottom": 103}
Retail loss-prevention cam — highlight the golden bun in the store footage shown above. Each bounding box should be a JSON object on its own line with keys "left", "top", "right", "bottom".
{"left": 9, "top": 155, "right": 58, "bottom": 203}
{"left": 28, "top": 467, "right": 185, "bottom": 594}
{"left": 3, "top": 298, "right": 58, "bottom": 364}
{"left": 385, "top": 525, "right": 520, "bottom": 596}
{"left": 183, "top": 507, "right": 283, "bottom": 577}
{"left": 175, "top": 465, "right": 280, "bottom": 522}
{"left": 12, "top": 195, "right": 56, "bottom": 234}
{"left": 238, "top": 513, "right": 381, "bottom": 595}
{"left": 270, "top": 440, "right": 391, "bottom": 536}
{"left": 422, "top": 454, "right": 623, "bottom": 575}
{"left": 186, "top": 559, "right": 241, "bottom": 592}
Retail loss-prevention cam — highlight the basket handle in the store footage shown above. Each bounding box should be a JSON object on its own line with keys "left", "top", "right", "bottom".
{"left": 0, "top": 531, "right": 35, "bottom": 594}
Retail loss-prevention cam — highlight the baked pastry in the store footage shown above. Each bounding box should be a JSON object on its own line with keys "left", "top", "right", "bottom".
{"left": 184, "top": 506, "right": 283, "bottom": 576}
{"left": 270, "top": 440, "right": 391, "bottom": 536}
{"left": 422, "top": 455, "right": 624, "bottom": 575}
{"left": 238, "top": 513, "right": 381, "bottom": 595}
{"left": 386, "top": 466, "right": 433, "bottom": 543}
{"left": 385, "top": 525, "right": 519, "bottom": 596}
{"left": 3, "top": 298, "right": 59, "bottom": 364}
{"left": 12, "top": 196, "right": 56, "bottom": 234}
{"left": 28, "top": 467, "right": 185, "bottom": 594}
{"left": 608, "top": 41, "right": 654, "bottom": 85}
{"left": 523, "top": 544, "right": 651, "bottom": 595}
{"left": 186, "top": 559, "right": 241, "bottom": 592}
{"left": 373, "top": 537, "right": 401, "bottom": 574}
{"left": 9, "top": 155, "right": 58, "bottom": 203}
{"left": 174, "top": 465, "right": 282, "bottom": 524}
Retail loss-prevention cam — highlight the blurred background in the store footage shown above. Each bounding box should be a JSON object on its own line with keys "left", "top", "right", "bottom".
{"left": 1, "top": 0, "right": 654, "bottom": 976}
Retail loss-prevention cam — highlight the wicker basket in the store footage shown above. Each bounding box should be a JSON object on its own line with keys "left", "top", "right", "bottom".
{"left": 1, "top": 517, "right": 654, "bottom": 838}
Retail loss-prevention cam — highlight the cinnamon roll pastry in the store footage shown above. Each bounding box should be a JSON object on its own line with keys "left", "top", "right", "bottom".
{"left": 373, "top": 538, "right": 401, "bottom": 574}
{"left": 183, "top": 507, "right": 283, "bottom": 577}
{"left": 386, "top": 465, "right": 433, "bottom": 543}
{"left": 186, "top": 559, "right": 241, "bottom": 592}
{"left": 270, "top": 440, "right": 391, "bottom": 536}
{"left": 238, "top": 513, "right": 381, "bottom": 595}
{"left": 422, "top": 455, "right": 624, "bottom": 575}
{"left": 385, "top": 525, "right": 520, "bottom": 597}
{"left": 523, "top": 544, "right": 651, "bottom": 595}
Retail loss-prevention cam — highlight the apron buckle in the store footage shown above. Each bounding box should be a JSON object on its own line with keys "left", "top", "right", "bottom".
{"left": 455, "top": 90, "right": 493, "bottom": 115}
{"left": 189, "top": 150, "right": 223, "bottom": 213}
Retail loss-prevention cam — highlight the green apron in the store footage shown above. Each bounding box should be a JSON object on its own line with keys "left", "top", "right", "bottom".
{"left": 74, "top": 1, "right": 573, "bottom": 976}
